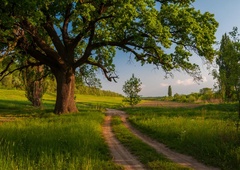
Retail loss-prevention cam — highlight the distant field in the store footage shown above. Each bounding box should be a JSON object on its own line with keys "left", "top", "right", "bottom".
{"left": 0, "top": 89, "right": 123, "bottom": 116}
{"left": 123, "top": 103, "right": 240, "bottom": 170}
{"left": 0, "top": 89, "right": 123, "bottom": 170}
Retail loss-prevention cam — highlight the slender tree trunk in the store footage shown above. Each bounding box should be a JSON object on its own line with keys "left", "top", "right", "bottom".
{"left": 54, "top": 68, "right": 78, "bottom": 114}
{"left": 32, "top": 81, "right": 42, "bottom": 107}
{"left": 32, "top": 65, "right": 43, "bottom": 107}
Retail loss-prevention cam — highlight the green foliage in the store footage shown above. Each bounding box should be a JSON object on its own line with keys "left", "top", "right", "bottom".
{"left": 0, "top": 62, "right": 23, "bottom": 90}
{"left": 122, "top": 74, "right": 142, "bottom": 106}
{"left": 76, "top": 65, "right": 102, "bottom": 89}
{"left": 23, "top": 66, "right": 45, "bottom": 107}
{"left": 1, "top": 74, "right": 12, "bottom": 88}
{"left": 213, "top": 29, "right": 240, "bottom": 102}
{"left": 0, "top": 1, "right": 219, "bottom": 79}
{"left": 199, "top": 87, "right": 214, "bottom": 101}
{"left": 157, "top": 88, "right": 218, "bottom": 103}
{"left": 123, "top": 104, "right": 240, "bottom": 170}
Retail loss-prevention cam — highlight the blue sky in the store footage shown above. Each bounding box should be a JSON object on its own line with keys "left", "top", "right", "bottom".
{"left": 98, "top": 0, "right": 240, "bottom": 97}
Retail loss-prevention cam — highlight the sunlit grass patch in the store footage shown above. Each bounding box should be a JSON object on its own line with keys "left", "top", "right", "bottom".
{"left": 123, "top": 104, "right": 240, "bottom": 170}
{"left": 75, "top": 94, "right": 124, "bottom": 109}
{"left": 0, "top": 112, "right": 121, "bottom": 170}
{"left": 0, "top": 89, "right": 123, "bottom": 170}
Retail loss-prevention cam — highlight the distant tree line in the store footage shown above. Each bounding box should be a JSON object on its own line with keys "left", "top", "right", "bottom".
{"left": 76, "top": 85, "right": 122, "bottom": 97}
{"left": 158, "top": 87, "right": 218, "bottom": 103}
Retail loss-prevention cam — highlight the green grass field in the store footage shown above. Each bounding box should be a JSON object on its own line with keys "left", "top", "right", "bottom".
{"left": 1, "top": 89, "right": 239, "bottom": 170}
{"left": 122, "top": 104, "right": 240, "bottom": 170}
{"left": 0, "top": 89, "right": 123, "bottom": 170}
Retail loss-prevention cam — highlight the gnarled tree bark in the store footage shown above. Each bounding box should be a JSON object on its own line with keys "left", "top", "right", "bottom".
{"left": 53, "top": 68, "right": 78, "bottom": 114}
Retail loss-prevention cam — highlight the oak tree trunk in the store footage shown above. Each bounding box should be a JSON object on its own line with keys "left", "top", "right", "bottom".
{"left": 54, "top": 69, "right": 78, "bottom": 114}
{"left": 32, "top": 81, "right": 42, "bottom": 107}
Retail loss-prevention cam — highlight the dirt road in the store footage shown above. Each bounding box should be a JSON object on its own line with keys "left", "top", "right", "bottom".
{"left": 103, "top": 111, "right": 145, "bottom": 170}
{"left": 104, "top": 108, "right": 220, "bottom": 170}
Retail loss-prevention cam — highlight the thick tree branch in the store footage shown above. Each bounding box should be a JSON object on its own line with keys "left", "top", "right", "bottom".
{"left": 61, "top": 3, "right": 73, "bottom": 48}
{"left": 26, "top": 46, "right": 60, "bottom": 69}
{"left": 73, "top": 22, "right": 96, "bottom": 68}
{"left": 43, "top": 15, "right": 65, "bottom": 56}
{"left": 0, "top": 58, "right": 15, "bottom": 77}
{"left": 85, "top": 59, "right": 118, "bottom": 82}
{"left": 21, "top": 19, "right": 65, "bottom": 66}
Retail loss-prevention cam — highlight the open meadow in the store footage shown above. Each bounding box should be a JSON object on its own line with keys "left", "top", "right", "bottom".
{"left": 122, "top": 103, "right": 240, "bottom": 170}
{"left": 0, "top": 89, "right": 123, "bottom": 170}
{"left": 0, "top": 89, "right": 239, "bottom": 170}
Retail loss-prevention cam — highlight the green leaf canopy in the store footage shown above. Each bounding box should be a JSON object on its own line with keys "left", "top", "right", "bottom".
{"left": 0, "top": 0, "right": 218, "bottom": 80}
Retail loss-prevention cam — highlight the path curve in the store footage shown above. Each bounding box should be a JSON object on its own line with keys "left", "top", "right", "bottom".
{"left": 105, "top": 109, "right": 220, "bottom": 170}
{"left": 103, "top": 109, "right": 146, "bottom": 170}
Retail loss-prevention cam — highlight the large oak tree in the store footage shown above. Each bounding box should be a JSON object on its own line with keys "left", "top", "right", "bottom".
{"left": 0, "top": 0, "right": 218, "bottom": 114}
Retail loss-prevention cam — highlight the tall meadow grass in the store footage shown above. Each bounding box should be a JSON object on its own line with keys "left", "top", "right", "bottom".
{"left": 123, "top": 104, "right": 240, "bottom": 170}
{"left": 0, "top": 111, "right": 122, "bottom": 169}
{"left": 0, "top": 89, "right": 123, "bottom": 170}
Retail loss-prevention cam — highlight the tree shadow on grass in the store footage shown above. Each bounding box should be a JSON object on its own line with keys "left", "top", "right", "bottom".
{"left": 0, "top": 98, "right": 123, "bottom": 118}
{"left": 0, "top": 99, "right": 55, "bottom": 117}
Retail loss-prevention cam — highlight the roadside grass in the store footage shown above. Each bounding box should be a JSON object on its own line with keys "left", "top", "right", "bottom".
{"left": 111, "top": 116, "right": 192, "bottom": 170}
{"left": 123, "top": 104, "right": 240, "bottom": 170}
{"left": 0, "top": 89, "right": 123, "bottom": 170}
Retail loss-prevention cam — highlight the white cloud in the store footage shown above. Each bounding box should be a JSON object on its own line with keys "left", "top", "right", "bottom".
{"left": 160, "top": 83, "right": 169, "bottom": 87}
{"left": 176, "top": 78, "right": 195, "bottom": 86}
{"left": 202, "top": 76, "right": 207, "bottom": 83}
{"left": 176, "top": 76, "right": 208, "bottom": 86}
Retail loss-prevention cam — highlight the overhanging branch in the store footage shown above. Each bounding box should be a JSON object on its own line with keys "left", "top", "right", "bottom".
{"left": 85, "top": 59, "right": 118, "bottom": 82}
{"left": 0, "top": 58, "right": 15, "bottom": 77}
{"left": 0, "top": 61, "right": 43, "bottom": 81}
{"left": 43, "top": 15, "right": 65, "bottom": 56}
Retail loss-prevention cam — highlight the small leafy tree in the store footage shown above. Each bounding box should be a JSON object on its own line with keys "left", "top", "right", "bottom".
{"left": 123, "top": 74, "right": 142, "bottom": 106}
{"left": 199, "top": 87, "right": 213, "bottom": 101}
{"left": 23, "top": 65, "right": 45, "bottom": 107}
